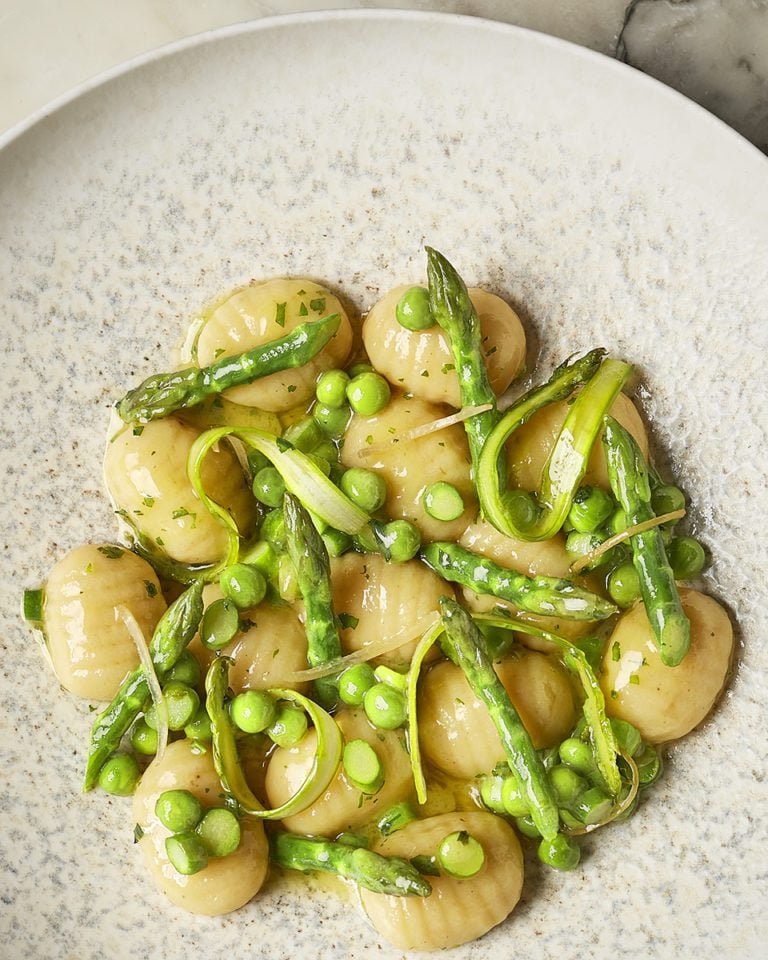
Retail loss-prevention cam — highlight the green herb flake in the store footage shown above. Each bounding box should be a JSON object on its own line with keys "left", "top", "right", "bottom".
{"left": 132, "top": 425, "right": 145, "bottom": 436}
{"left": 420, "top": 370, "right": 430, "bottom": 378}
{"left": 214, "top": 347, "right": 227, "bottom": 358}
{"left": 143, "top": 580, "right": 158, "bottom": 599}
{"left": 299, "top": 302, "right": 309, "bottom": 317}
{"left": 629, "top": 674, "right": 640, "bottom": 685}
{"left": 611, "top": 641, "right": 621, "bottom": 662}
{"left": 365, "top": 435, "right": 374, "bottom": 445}
{"left": 441, "top": 363, "right": 455, "bottom": 374}
{"left": 309, "top": 297, "right": 326, "bottom": 314}
{"left": 97, "top": 546, "right": 124, "bottom": 560}
{"left": 171, "top": 508, "right": 193, "bottom": 520}
{"left": 142, "top": 496, "right": 155, "bottom": 509}
{"left": 484, "top": 346, "right": 498, "bottom": 357}
{"left": 276, "top": 437, "right": 294, "bottom": 452}
{"left": 287, "top": 384, "right": 297, "bottom": 393}
{"left": 339, "top": 613, "right": 360, "bottom": 630}
{"left": 275, "top": 302, "right": 287, "bottom": 328}
{"left": 133, "top": 823, "right": 144, "bottom": 843}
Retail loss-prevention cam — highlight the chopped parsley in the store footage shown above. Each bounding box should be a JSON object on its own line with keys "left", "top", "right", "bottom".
{"left": 275, "top": 301, "right": 287, "bottom": 328}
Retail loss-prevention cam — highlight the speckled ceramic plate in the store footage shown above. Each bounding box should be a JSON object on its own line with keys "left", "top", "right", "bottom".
{"left": 1, "top": 10, "right": 766, "bottom": 960}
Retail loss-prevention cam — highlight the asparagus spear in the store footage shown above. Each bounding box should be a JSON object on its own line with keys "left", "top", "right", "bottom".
{"left": 118, "top": 313, "right": 341, "bottom": 423}
{"left": 477, "top": 351, "right": 631, "bottom": 541}
{"left": 421, "top": 542, "right": 617, "bottom": 621}
{"left": 602, "top": 416, "right": 690, "bottom": 666}
{"left": 270, "top": 832, "right": 432, "bottom": 897}
{"left": 83, "top": 579, "right": 204, "bottom": 790}
{"left": 438, "top": 597, "right": 560, "bottom": 841}
{"left": 425, "top": 247, "right": 498, "bottom": 471}
{"left": 284, "top": 493, "right": 343, "bottom": 706}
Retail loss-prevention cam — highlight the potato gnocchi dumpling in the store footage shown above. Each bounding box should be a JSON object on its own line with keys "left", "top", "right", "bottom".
{"left": 601, "top": 588, "right": 734, "bottom": 743}
{"left": 363, "top": 284, "right": 526, "bottom": 406}
{"left": 360, "top": 811, "right": 524, "bottom": 951}
{"left": 418, "top": 650, "right": 577, "bottom": 778}
{"left": 264, "top": 708, "right": 415, "bottom": 836}
{"left": 133, "top": 740, "right": 269, "bottom": 915}
{"left": 195, "top": 277, "right": 353, "bottom": 412}
{"left": 104, "top": 416, "right": 256, "bottom": 565}
{"left": 341, "top": 391, "right": 477, "bottom": 542}
{"left": 43, "top": 543, "right": 165, "bottom": 700}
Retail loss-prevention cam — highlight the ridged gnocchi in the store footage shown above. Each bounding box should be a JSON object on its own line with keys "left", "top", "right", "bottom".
{"left": 363, "top": 284, "right": 526, "bottom": 406}
{"left": 264, "top": 708, "right": 414, "bottom": 836}
{"left": 601, "top": 588, "right": 734, "bottom": 743}
{"left": 418, "top": 650, "right": 577, "bottom": 778}
{"left": 360, "top": 811, "right": 524, "bottom": 950}
{"left": 133, "top": 740, "right": 269, "bottom": 915}
{"left": 104, "top": 416, "right": 256, "bottom": 564}
{"left": 341, "top": 391, "right": 477, "bottom": 542}
{"left": 195, "top": 278, "right": 353, "bottom": 412}
{"left": 43, "top": 543, "right": 166, "bottom": 700}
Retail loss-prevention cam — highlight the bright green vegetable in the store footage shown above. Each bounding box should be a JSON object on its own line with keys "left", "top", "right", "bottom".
{"left": 610, "top": 718, "right": 643, "bottom": 758}
{"left": 396, "top": 285, "right": 434, "bottom": 331}
{"left": 283, "top": 416, "right": 323, "bottom": 452}
{"left": 363, "top": 682, "right": 407, "bottom": 730}
{"left": 501, "top": 775, "right": 530, "bottom": 817}
{"left": 184, "top": 706, "right": 212, "bottom": 741}
{"left": 219, "top": 563, "right": 267, "bottom": 610}
{"left": 118, "top": 313, "right": 342, "bottom": 423}
{"left": 602, "top": 416, "right": 690, "bottom": 666}
{"left": 252, "top": 466, "right": 286, "bottom": 508}
{"left": 346, "top": 371, "right": 391, "bottom": 417}
{"left": 230, "top": 690, "right": 278, "bottom": 734}
{"left": 284, "top": 493, "right": 343, "bottom": 707}
{"left": 437, "top": 831, "right": 485, "bottom": 878}
{"left": 315, "top": 369, "right": 350, "bottom": 408}
{"left": 267, "top": 705, "right": 309, "bottom": 748}
{"left": 97, "top": 752, "right": 140, "bottom": 796}
{"left": 477, "top": 351, "right": 631, "bottom": 541}
{"left": 607, "top": 561, "right": 641, "bottom": 607}
{"left": 155, "top": 789, "right": 203, "bottom": 833}
{"left": 651, "top": 483, "right": 686, "bottom": 519}
{"left": 421, "top": 541, "right": 617, "bottom": 621}
{"left": 338, "top": 663, "right": 377, "bottom": 706}
{"left": 195, "top": 807, "right": 241, "bottom": 857}
{"left": 549, "top": 765, "right": 587, "bottom": 807}
{"left": 313, "top": 401, "right": 351, "bottom": 437}
{"left": 165, "top": 650, "right": 202, "bottom": 688}
{"left": 574, "top": 786, "right": 613, "bottom": 826}
{"left": 165, "top": 832, "right": 209, "bottom": 876}
{"left": 538, "top": 833, "right": 580, "bottom": 871}
{"left": 558, "top": 738, "right": 596, "bottom": 777}
{"left": 130, "top": 718, "right": 158, "bottom": 756}
{"left": 84, "top": 580, "right": 204, "bottom": 791}
{"left": 422, "top": 482, "right": 465, "bottom": 522}
{"left": 340, "top": 468, "right": 387, "bottom": 513}
{"left": 148, "top": 681, "right": 199, "bottom": 731}
{"left": 438, "top": 598, "right": 560, "bottom": 841}
{"left": 377, "top": 802, "right": 418, "bottom": 836}
{"left": 567, "top": 485, "right": 615, "bottom": 533}
{"left": 342, "top": 739, "right": 384, "bottom": 794}
{"left": 425, "top": 247, "right": 498, "bottom": 470}
{"left": 269, "top": 832, "right": 431, "bottom": 897}
{"left": 667, "top": 536, "right": 706, "bottom": 580}
{"left": 199, "top": 598, "right": 239, "bottom": 651}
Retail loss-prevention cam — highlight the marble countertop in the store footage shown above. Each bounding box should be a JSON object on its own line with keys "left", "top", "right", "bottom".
{"left": 1, "top": 0, "right": 767, "bottom": 151}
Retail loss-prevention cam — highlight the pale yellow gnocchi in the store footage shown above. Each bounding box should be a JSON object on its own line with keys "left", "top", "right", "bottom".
{"left": 363, "top": 284, "right": 526, "bottom": 406}
{"left": 195, "top": 277, "right": 353, "bottom": 411}
{"left": 43, "top": 543, "right": 166, "bottom": 700}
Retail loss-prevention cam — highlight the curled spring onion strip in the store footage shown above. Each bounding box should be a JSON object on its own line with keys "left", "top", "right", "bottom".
{"left": 406, "top": 620, "right": 447, "bottom": 804}
{"left": 189, "top": 426, "right": 369, "bottom": 538}
{"left": 206, "top": 658, "right": 342, "bottom": 820}
{"left": 357, "top": 404, "right": 494, "bottom": 459}
{"left": 117, "top": 605, "right": 168, "bottom": 761}
{"left": 277, "top": 614, "right": 440, "bottom": 684}
{"left": 570, "top": 509, "right": 686, "bottom": 574}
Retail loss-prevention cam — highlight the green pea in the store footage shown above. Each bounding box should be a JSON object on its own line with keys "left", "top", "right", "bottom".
{"left": 558, "top": 738, "right": 595, "bottom": 777}
{"left": 608, "top": 507, "right": 628, "bottom": 536}
{"left": 566, "top": 530, "right": 623, "bottom": 570}
{"left": 338, "top": 663, "right": 377, "bottom": 706}
{"left": 252, "top": 466, "right": 286, "bottom": 508}
{"left": 514, "top": 815, "right": 541, "bottom": 839}
{"left": 651, "top": 483, "right": 686, "bottom": 518}
{"left": 246, "top": 449, "right": 271, "bottom": 475}
{"left": 98, "top": 752, "right": 140, "bottom": 796}
{"left": 283, "top": 416, "right": 322, "bottom": 452}
{"left": 230, "top": 690, "right": 278, "bottom": 734}
{"left": 184, "top": 706, "right": 212, "bottom": 742}
{"left": 312, "top": 439, "right": 339, "bottom": 464}
{"left": 200, "top": 598, "right": 240, "bottom": 651}
{"left": 610, "top": 718, "right": 643, "bottom": 758}
{"left": 166, "top": 650, "right": 202, "bottom": 688}
{"left": 130, "top": 718, "right": 158, "bottom": 756}
{"left": 476, "top": 622, "right": 515, "bottom": 660}
{"left": 575, "top": 786, "right": 613, "bottom": 826}
{"left": 501, "top": 489, "right": 538, "bottom": 532}
{"left": 161, "top": 681, "right": 200, "bottom": 731}
{"left": 219, "top": 563, "right": 267, "bottom": 610}
{"left": 268, "top": 704, "right": 308, "bottom": 748}
{"left": 395, "top": 285, "right": 434, "bottom": 331}
{"left": 437, "top": 830, "right": 485, "bottom": 878}
{"left": 378, "top": 519, "right": 421, "bottom": 562}
{"left": 347, "top": 361, "right": 374, "bottom": 378}
{"left": 307, "top": 453, "right": 332, "bottom": 477}
{"left": 635, "top": 743, "right": 663, "bottom": 784}
{"left": 501, "top": 776, "right": 530, "bottom": 818}
{"left": 567, "top": 485, "right": 615, "bottom": 533}
{"left": 346, "top": 372, "right": 391, "bottom": 417}
{"left": 538, "top": 833, "right": 580, "bottom": 871}
{"left": 667, "top": 536, "right": 706, "bottom": 580}
{"left": 195, "top": 807, "right": 241, "bottom": 857}
{"left": 342, "top": 739, "right": 384, "bottom": 794}
{"left": 478, "top": 772, "right": 506, "bottom": 814}
{"left": 607, "top": 562, "right": 641, "bottom": 607}
{"left": 363, "top": 682, "right": 407, "bottom": 730}
{"left": 313, "top": 401, "right": 351, "bottom": 438}
{"left": 315, "top": 369, "right": 350, "bottom": 408}
{"left": 155, "top": 789, "right": 203, "bottom": 832}
{"left": 165, "top": 831, "right": 208, "bottom": 876}
{"left": 322, "top": 527, "right": 353, "bottom": 557}
{"left": 340, "top": 467, "right": 387, "bottom": 513}
{"left": 423, "top": 481, "right": 465, "bottom": 522}
{"left": 549, "top": 764, "right": 587, "bottom": 807}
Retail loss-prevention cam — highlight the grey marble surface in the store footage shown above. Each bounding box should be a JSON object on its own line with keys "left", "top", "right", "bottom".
{"left": 1, "top": 1, "right": 767, "bottom": 151}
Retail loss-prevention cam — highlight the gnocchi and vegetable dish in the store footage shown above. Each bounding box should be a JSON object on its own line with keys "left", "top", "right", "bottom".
{"left": 24, "top": 249, "right": 734, "bottom": 951}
